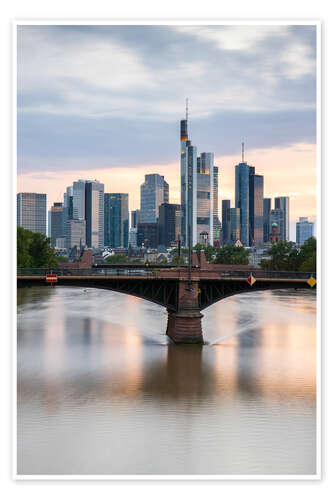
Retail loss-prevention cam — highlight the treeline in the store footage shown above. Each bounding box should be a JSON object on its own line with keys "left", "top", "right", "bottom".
{"left": 17, "top": 227, "right": 59, "bottom": 268}
{"left": 260, "top": 237, "right": 316, "bottom": 272}
{"left": 170, "top": 244, "right": 250, "bottom": 265}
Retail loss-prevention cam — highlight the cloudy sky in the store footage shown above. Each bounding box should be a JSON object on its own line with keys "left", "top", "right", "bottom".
{"left": 17, "top": 24, "right": 317, "bottom": 239}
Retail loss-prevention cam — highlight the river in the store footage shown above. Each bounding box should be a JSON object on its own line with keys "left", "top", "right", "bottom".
{"left": 17, "top": 286, "right": 317, "bottom": 476}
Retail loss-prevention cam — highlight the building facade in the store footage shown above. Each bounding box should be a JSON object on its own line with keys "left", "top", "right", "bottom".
{"left": 131, "top": 209, "right": 140, "bottom": 228}
{"left": 269, "top": 208, "right": 284, "bottom": 239}
{"left": 296, "top": 217, "right": 314, "bottom": 245}
{"left": 104, "top": 193, "right": 129, "bottom": 248}
{"left": 66, "top": 219, "right": 86, "bottom": 250}
{"left": 17, "top": 192, "right": 47, "bottom": 235}
{"left": 229, "top": 207, "right": 241, "bottom": 243}
{"left": 249, "top": 173, "right": 264, "bottom": 246}
{"left": 263, "top": 198, "right": 271, "bottom": 243}
{"left": 140, "top": 174, "right": 169, "bottom": 223}
{"left": 180, "top": 117, "right": 197, "bottom": 247}
{"left": 49, "top": 202, "right": 64, "bottom": 246}
{"left": 85, "top": 181, "right": 104, "bottom": 249}
{"left": 274, "top": 196, "right": 290, "bottom": 241}
{"left": 158, "top": 203, "right": 181, "bottom": 247}
{"left": 137, "top": 222, "right": 159, "bottom": 249}
{"left": 221, "top": 200, "right": 231, "bottom": 245}
{"left": 196, "top": 152, "right": 214, "bottom": 245}
{"left": 235, "top": 162, "right": 250, "bottom": 246}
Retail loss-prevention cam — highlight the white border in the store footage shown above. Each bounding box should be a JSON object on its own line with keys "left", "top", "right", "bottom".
{"left": 13, "top": 19, "right": 321, "bottom": 481}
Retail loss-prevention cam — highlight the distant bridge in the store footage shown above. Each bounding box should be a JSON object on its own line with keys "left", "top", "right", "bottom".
{"left": 17, "top": 259, "right": 316, "bottom": 344}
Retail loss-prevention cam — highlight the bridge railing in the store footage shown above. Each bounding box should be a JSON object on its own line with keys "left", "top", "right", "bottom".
{"left": 17, "top": 267, "right": 155, "bottom": 277}
{"left": 220, "top": 270, "right": 316, "bottom": 280}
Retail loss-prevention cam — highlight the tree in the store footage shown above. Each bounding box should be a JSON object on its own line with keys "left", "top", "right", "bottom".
{"left": 170, "top": 254, "right": 186, "bottom": 266}
{"left": 105, "top": 254, "right": 130, "bottom": 264}
{"left": 214, "top": 245, "right": 249, "bottom": 265}
{"left": 260, "top": 241, "right": 300, "bottom": 271}
{"left": 193, "top": 244, "right": 216, "bottom": 262}
{"left": 17, "top": 227, "right": 59, "bottom": 268}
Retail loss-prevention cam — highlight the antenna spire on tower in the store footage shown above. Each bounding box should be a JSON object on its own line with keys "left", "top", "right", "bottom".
{"left": 242, "top": 141, "right": 245, "bottom": 162}
{"left": 186, "top": 98, "right": 189, "bottom": 122}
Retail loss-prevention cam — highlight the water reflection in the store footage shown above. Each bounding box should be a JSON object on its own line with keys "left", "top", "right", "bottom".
{"left": 17, "top": 287, "right": 317, "bottom": 475}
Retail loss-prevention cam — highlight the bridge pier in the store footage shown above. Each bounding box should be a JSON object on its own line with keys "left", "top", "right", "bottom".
{"left": 166, "top": 279, "right": 203, "bottom": 344}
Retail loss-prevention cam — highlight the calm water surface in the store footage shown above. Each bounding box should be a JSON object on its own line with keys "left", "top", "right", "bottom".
{"left": 17, "top": 286, "right": 316, "bottom": 475}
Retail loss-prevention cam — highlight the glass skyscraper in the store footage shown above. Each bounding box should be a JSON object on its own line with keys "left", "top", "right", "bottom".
{"left": 263, "top": 198, "right": 271, "bottom": 243}
{"left": 17, "top": 192, "right": 47, "bottom": 235}
{"left": 235, "top": 161, "right": 250, "bottom": 246}
{"left": 196, "top": 152, "right": 214, "bottom": 245}
{"left": 296, "top": 217, "right": 314, "bottom": 245}
{"left": 158, "top": 203, "right": 181, "bottom": 247}
{"left": 230, "top": 208, "right": 241, "bottom": 243}
{"left": 104, "top": 193, "right": 129, "bottom": 248}
{"left": 249, "top": 173, "right": 264, "bottom": 246}
{"left": 85, "top": 180, "right": 104, "bottom": 249}
{"left": 274, "top": 197, "right": 290, "bottom": 241}
{"left": 49, "top": 202, "right": 64, "bottom": 246}
{"left": 221, "top": 200, "right": 231, "bottom": 245}
{"left": 140, "top": 174, "right": 169, "bottom": 223}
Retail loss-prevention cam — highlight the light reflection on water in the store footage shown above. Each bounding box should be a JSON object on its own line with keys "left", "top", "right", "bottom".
{"left": 17, "top": 286, "right": 316, "bottom": 475}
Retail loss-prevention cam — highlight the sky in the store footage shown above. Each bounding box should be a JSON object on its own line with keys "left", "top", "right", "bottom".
{"left": 17, "top": 24, "right": 317, "bottom": 240}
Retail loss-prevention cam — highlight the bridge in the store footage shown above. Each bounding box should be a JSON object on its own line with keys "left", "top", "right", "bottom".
{"left": 17, "top": 251, "right": 316, "bottom": 344}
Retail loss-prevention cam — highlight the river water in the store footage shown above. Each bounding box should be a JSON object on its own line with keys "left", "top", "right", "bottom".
{"left": 17, "top": 286, "right": 317, "bottom": 476}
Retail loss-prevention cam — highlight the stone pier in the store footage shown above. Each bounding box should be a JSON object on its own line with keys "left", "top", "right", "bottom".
{"left": 166, "top": 278, "right": 204, "bottom": 344}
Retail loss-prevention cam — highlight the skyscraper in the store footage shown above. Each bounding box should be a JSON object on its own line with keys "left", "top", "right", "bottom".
{"left": 230, "top": 208, "right": 241, "bottom": 243}
{"left": 296, "top": 217, "right": 314, "bottom": 245}
{"left": 137, "top": 222, "right": 159, "bottom": 249}
{"left": 180, "top": 114, "right": 197, "bottom": 247}
{"left": 104, "top": 193, "right": 129, "bottom": 248}
{"left": 63, "top": 186, "right": 74, "bottom": 234}
{"left": 85, "top": 180, "right": 104, "bottom": 249}
{"left": 221, "top": 200, "right": 231, "bottom": 245}
{"left": 131, "top": 209, "right": 140, "bottom": 228}
{"left": 263, "top": 198, "right": 271, "bottom": 243}
{"left": 249, "top": 172, "right": 264, "bottom": 246}
{"left": 66, "top": 219, "right": 86, "bottom": 250}
{"left": 140, "top": 174, "right": 169, "bottom": 223}
{"left": 17, "top": 192, "right": 47, "bottom": 235}
{"left": 49, "top": 202, "right": 64, "bottom": 246}
{"left": 235, "top": 160, "right": 250, "bottom": 246}
{"left": 197, "top": 152, "right": 214, "bottom": 245}
{"left": 158, "top": 203, "right": 181, "bottom": 247}
{"left": 269, "top": 208, "right": 284, "bottom": 239}
{"left": 213, "top": 166, "right": 220, "bottom": 242}
{"left": 274, "top": 197, "right": 290, "bottom": 241}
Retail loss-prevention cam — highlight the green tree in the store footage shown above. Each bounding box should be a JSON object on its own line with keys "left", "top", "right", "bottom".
{"left": 260, "top": 241, "right": 300, "bottom": 271}
{"left": 170, "top": 254, "right": 186, "bottom": 266}
{"left": 214, "top": 245, "right": 249, "bottom": 265}
{"left": 193, "top": 244, "right": 216, "bottom": 262}
{"left": 105, "top": 254, "right": 130, "bottom": 264}
{"left": 17, "top": 227, "right": 59, "bottom": 268}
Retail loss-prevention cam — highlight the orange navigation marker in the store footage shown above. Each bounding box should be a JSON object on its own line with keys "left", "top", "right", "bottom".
{"left": 46, "top": 274, "right": 58, "bottom": 283}
{"left": 307, "top": 276, "right": 316, "bottom": 288}
{"left": 247, "top": 274, "right": 256, "bottom": 286}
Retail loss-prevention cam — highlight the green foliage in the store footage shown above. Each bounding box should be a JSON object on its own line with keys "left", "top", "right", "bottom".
{"left": 17, "top": 227, "right": 59, "bottom": 268}
{"left": 193, "top": 244, "right": 216, "bottom": 262}
{"left": 170, "top": 254, "right": 186, "bottom": 266}
{"left": 260, "top": 237, "right": 316, "bottom": 271}
{"left": 105, "top": 254, "right": 130, "bottom": 264}
{"left": 214, "top": 245, "right": 250, "bottom": 265}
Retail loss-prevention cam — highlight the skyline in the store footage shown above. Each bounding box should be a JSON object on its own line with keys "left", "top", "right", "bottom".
{"left": 17, "top": 24, "right": 317, "bottom": 240}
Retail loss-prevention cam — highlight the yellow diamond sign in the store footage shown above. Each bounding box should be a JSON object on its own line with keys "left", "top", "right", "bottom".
{"left": 307, "top": 276, "right": 316, "bottom": 288}
{"left": 247, "top": 275, "right": 256, "bottom": 286}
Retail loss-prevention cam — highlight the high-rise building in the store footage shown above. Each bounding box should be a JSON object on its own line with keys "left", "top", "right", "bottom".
{"left": 63, "top": 186, "right": 74, "bottom": 234}
{"left": 229, "top": 208, "right": 241, "bottom": 243}
{"left": 49, "top": 202, "right": 64, "bottom": 246}
{"left": 72, "top": 180, "right": 86, "bottom": 219}
{"left": 269, "top": 208, "right": 284, "bottom": 239}
{"left": 84, "top": 180, "right": 104, "bottom": 249}
{"left": 66, "top": 219, "right": 86, "bottom": 250}
{"left": 158, "top": 203, "right": 181, "bottom": 247}
{"left": 213, "top": 166, "right": 220, "bottom": 242}
{"left": 197, "top": 152, "right": 214, "bottom": 245}
{"left": 249, "top": 172, "right": 264, "bottom": 246}
{"left": 137, "top": 222, "right": 159, "bottom": 249}
{"left": 296, "top": 217, "right": 314, "bottom": 245}
{"left": 221, "top": 200, "right": 231, "bottom": 245}
{"left": 17, "top": 192, "right": 47, "bottom": 235}
{"left": 180, "top": 115, "right": 197, "bottom": 247}
{"left": 140, "top": 174, "right": 169, "bottom": 223}
{"left": 131, "top": 209, "right": 140, "bottom": 228}
{"left": 274, "top": 197, "right": 290, "bottom": 241}
{"left": 263, "top": 198, "right": 271, "bottom": 243}
{"left": 104, "top": 193, "right": 129, "bottom": 248}
{"left": 235, "top": 160, "right": 250, "bottom": 246}
{"left": 128, "top": 227, "right": 138, "bottom": 248}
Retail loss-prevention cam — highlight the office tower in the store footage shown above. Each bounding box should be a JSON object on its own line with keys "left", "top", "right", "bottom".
{"left": 235, "top": 153, "right": 251, "bottom": 246}
{"left": 72, "top": 180, "right": 86, "bottom": 219}
{"left": 213, "top": 166, "right": 220, "bottom": 242}
{"left": 158, "top": 203, "right": 181, "bottom": 247}
{"left": 140, "top": 174, "right": 169, "bottom": 223}
{"left": 63, "top": 186, "right": 74, "bottom": 234}
{"left": 229, "top": 208, "right": 241, "bottom": 243}
{"left": 180, "top": 113, "right": 197, "bottom": 247}
{"left": 197, "top": 152, "right": 214, "bottom": 245}
{"left": 49, "top": 202, "right": 64, "bottom": 246}
{"left": 129, "top": 227, "right": 138, "bottom": 248}
{"left": 263, "top": 198, "right": 271, "bottom": 243}
{"left": 249, "top": 172, "right": 264, "bottom": 246}
{"left": 131, "top": 209, "right": 141, "bottom": 228}
{"left": 104, "top": 193, "right": 129, "bottom": 248}
{"left": 85, "top": 180, "right": 104, "bottom": 249}
{"left": 66, "top": 219, "right": 86, "bottom": 250}
{"left": 269, "top": 208, "right": 284, "bottom": 240}
{"left": 221, "top": 200, "right": 231, "bottom": 245}
{"left": 274, "top": 196, "right": 290, "bottom": 241}
{"left": 137, "top": 222, "right": 159, "bottom": 249}
{"left": 296, "top": 217, "right": 314, "bottom": 245}
{"left": 17, "top": 193, "right": 47, "bottom": 235}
